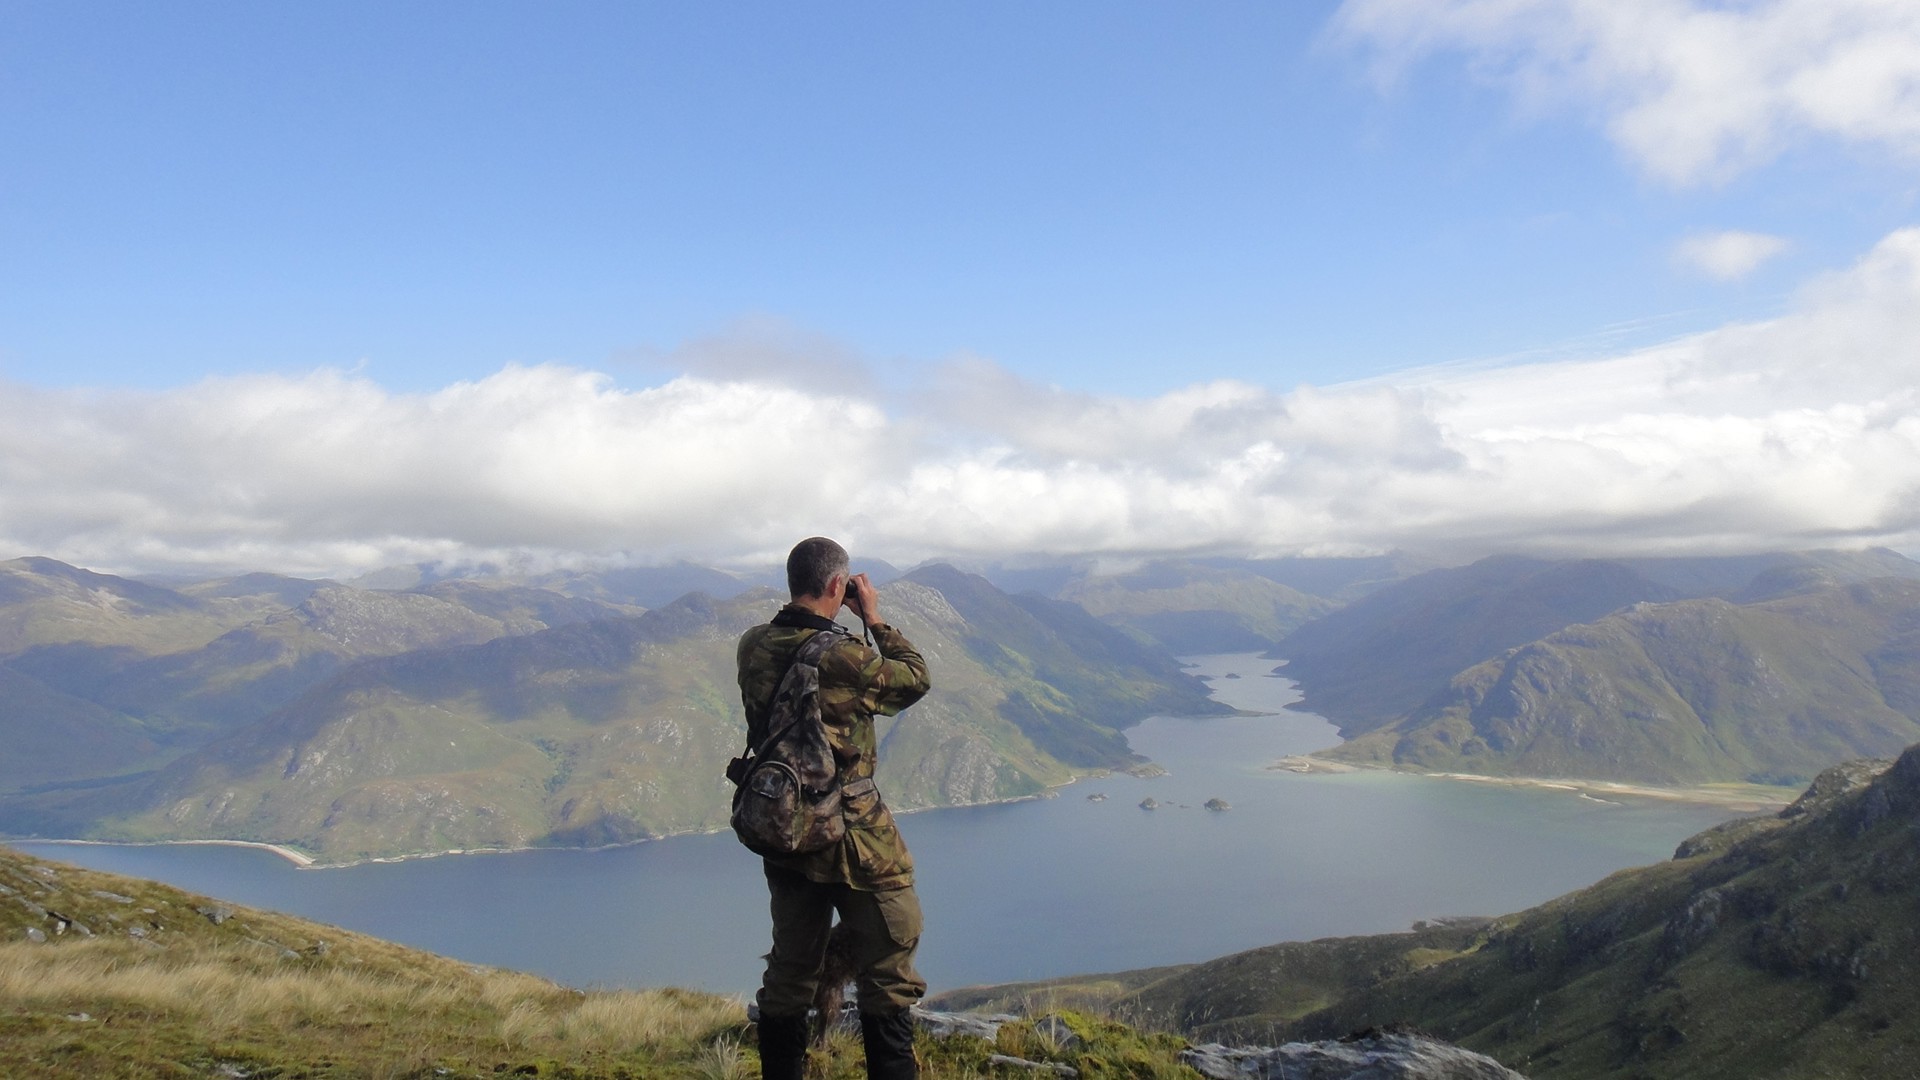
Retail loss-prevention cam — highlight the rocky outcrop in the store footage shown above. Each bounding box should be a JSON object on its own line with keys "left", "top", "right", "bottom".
{"left": 1182, "top": 1031, "right": 1528, "bottom": 1080}
{"left": 908, "top": 1009, "right": 1524, "bottom": 1080}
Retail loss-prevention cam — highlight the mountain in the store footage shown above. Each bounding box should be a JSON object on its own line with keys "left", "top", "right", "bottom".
{"left": 1274, "top": 550, "right": 1920, "bottom": 737}
{"left": 0, "top": 556, "right": 262, "bottom": 656}
{"left": 530, "top": 561, "right": 760, "bottom": 607}
{"left": 2, "top": 568, "right": 1222, "bottom": 862}
{"left": 0, "top": 666, "right": 158, "bottom": 791}
{"left": 936, "top": 747, "right": 1920, "bottom": 1079}
{"left": 173, "top": 570, "right": 332, "bottom": 617}
{"left": 1618, "top": 547, "right": 1920, "bottom": 601}
{"left": 1203, "top": 553, "right": 1439, "bottom": 603}
{"left": 3, "top": 581, "right": 642, "bottom": 754}
{"left": 1323, "top": 579, "right": 1920, "bottom": 785}
{"left": 1055, "top": 560, "right": 1336, "bottom": 653}
{"left": 900, "top": 564, "right": 1225, "bottom": 765}
{"left": 1274, "top": 556, "right": 1684, "bottom": 734}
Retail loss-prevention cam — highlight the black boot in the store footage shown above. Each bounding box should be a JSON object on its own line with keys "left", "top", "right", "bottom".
{"left": 759, "top": 1012, "right": 811, "bottom": 1080}
{"left": 860, "top": 1009, "right": 919, "bottom": 1080}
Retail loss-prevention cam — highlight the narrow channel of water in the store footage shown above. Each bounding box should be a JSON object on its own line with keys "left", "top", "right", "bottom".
{"left": 12, "top": 654, "right": 1745, "bottom": 993}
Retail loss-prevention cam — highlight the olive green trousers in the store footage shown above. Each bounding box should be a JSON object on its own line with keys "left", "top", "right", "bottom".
{"left": 759, "top": 863, "right": 926, "bottom": 1017}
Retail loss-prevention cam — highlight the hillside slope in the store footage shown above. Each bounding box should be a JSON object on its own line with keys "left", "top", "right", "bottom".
{"left": 1326, "top": 578, "right": 1920, "bottom": 785}
{"left": 0, "top": 842, "right": 744, "bottom": 1078}
{"left": 1, "top": 575, "right": 644, "bottom": 787}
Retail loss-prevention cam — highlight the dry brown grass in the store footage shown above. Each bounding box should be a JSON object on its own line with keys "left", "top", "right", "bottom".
{"left": 0, "top": 845, "right": 754, "bottom": 1076}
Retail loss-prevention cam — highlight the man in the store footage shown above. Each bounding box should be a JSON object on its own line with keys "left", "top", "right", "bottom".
{"left": 736, "top": 536, "right": 931, "bottom": 1080}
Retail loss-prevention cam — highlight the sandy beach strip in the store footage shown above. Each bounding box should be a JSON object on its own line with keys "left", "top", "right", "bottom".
{"left": 1266, "top": 757, "right": 1797, "bottom": 812}
{"left": 20, "top": 837, "right": 317, "bottom": 868}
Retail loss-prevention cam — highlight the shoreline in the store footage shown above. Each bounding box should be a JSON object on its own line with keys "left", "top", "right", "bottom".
{"left": 1416, "top": 771, "right": 1797, "bottom": 812}
{"left": 17, "top": 837, "right": 318, "bottom": 868}
{"left": 1296, "top": 761, "right": 1797, "bottom": 812}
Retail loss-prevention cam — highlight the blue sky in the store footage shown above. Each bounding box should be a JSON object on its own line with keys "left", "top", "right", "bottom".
{"left": 3, "top": 1, "right": 1919, "bottom": 577}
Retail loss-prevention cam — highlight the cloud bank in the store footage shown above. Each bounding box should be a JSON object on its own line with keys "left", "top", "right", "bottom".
{"left": 1334, "top": 0, "right": 1920, "bottom": 185}
{"left": 5, "top": 229, "right": 1920, "bottom": 579}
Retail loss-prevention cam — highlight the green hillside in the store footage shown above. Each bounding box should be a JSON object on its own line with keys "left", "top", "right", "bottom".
{"left": 2, "top": 571, "right": 1220, "bottom": 862}
{"left": 1, "top": 576, "right": 644, "bottom": 786}
{"left": 1327, "top": 578, "right": 1920, "bottom": 785}
{"left": 1057, "top": 560, "right": 1334, "bottom": 653}
{"left": 937, "top": 748, "right": 1920, "bottom": 1079}
{"left": 0, "top": 841, "right": 747, "bottom": 1078}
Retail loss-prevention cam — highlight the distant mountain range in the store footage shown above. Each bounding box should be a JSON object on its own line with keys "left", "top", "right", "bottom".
{"left": 1055, "top": 560, "right": 1335, "bottom": 654}
{"left": 9, "top": 544, "right": 1920, "bottom": 857}
{"left": 1327, "top": 578, "right": 1920, "bottom": 785}
{"left": 1271, "top": 548, "right": 1920, "bottom": 786}
{"left": 933, "top": 746, "right": 1920, "bottom": 1079}
{"left": 0, "top": 557, "right": 1219, "bottom": 862}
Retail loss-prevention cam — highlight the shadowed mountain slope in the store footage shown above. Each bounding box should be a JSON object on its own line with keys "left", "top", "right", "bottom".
{"left": 1275, "top": 556, "right": 1683, "bottom": 734}
{"left": 1325, "top": 578, "right": 1920, "bottom": 785}
{"left": 1274, "top": 550, "right": 1920, "bottom": 737}
{"left": 902, "top": 564, "right": 1224, "bottom": 765}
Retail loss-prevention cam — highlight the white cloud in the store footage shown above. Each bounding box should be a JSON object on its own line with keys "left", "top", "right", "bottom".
{"left": 1332, "top": 0, "right": 1920, "bottom": 185}
{"left": 1674, "top": 230, "right": 1791, "bottom": 280}
{"left": 5, "top": 229, "right": 1920, "bottom": 578}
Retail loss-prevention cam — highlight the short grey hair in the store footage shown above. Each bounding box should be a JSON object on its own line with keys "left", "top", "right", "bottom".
{"left": 786, "top": 536, "right": 849, "bottom": 599}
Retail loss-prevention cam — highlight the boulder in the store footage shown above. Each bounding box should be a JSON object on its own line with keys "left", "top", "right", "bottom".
{"left": 1181, "top": 1031, "right": 1527, "bottom": 1080}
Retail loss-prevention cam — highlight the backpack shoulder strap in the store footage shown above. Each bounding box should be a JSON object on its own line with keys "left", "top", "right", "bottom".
{"left": 746, "top": 625, "right": 849, "bottom": 759}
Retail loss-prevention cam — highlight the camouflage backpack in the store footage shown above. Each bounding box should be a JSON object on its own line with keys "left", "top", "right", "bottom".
{"left": 726, "top": 627, "right": 847, "bottom": 859}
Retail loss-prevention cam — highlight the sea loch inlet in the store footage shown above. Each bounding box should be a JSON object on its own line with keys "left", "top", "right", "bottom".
{"left": 15, "top": 655, "right": 1745, "bottom": 993}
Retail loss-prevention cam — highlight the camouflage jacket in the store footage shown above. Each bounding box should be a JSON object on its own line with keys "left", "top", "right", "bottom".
{"left": 735, "top": 605, "right": 931, "bottom": 891}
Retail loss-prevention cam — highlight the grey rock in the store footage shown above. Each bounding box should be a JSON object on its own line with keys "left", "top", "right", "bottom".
{"left": 1205, "top": 798, "right": 1232, "bottom": 811}
{"left": 24, "top": 927, "right": 46, "bottom": 943}
{"left": 92, "top": 889, "right": 136, "bottom": 904}
{"left": 49, "top": 913, "right": 92, "bottom": 937}
{"left": 1181, "top": 1032, "right": 1528, "bottom": 1080}
{"left": 911, "top": 1008, "right": 1018, "bottom": 1040}
{"left": 1661, "top": 887, "right": 1726, "bottom": 959}
{"left": 1032, "top": 1015, "right": 1082, "bottom": 1051}
{"left": 1139, "top": 797, "right": 1160, "bottom": 810}
{"left": 198, "top": 904, "right": 235, "bottom": 925}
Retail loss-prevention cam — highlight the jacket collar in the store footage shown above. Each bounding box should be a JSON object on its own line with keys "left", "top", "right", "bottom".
{"left": 771, "top": 604, "right": 841, "bottom": 632}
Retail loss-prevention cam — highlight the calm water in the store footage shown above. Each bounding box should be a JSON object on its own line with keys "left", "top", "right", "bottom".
{"left": 12, "top": 654, "right": 1744, "bottom": 994}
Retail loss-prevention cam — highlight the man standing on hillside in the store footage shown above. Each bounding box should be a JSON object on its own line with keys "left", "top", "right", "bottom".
{"left": 736, "top": 536, "right": 931, "bottom": 1080}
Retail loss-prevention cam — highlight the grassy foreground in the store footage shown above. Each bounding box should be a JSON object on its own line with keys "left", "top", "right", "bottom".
{"left": 0, "top": 844, "right": 1198, "bottom": 1080}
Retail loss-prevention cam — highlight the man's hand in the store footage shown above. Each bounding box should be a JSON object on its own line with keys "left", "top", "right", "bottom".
{"left": 843, "top": 572, "right": 880, "bottom": 625}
